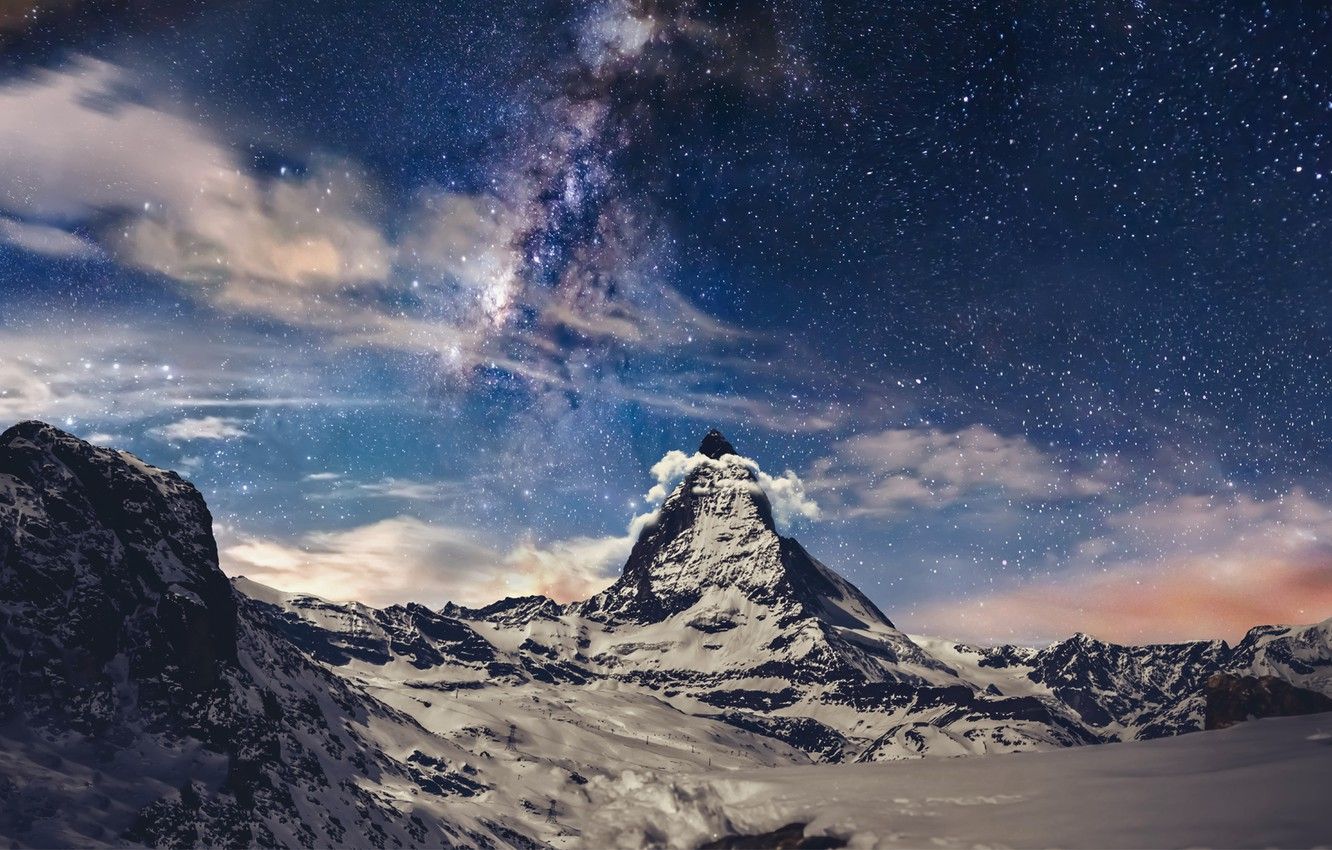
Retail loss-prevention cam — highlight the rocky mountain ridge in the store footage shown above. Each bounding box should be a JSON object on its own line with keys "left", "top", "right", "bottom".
{"left": 2, "top": 422, "right": 1330, "bottom": 848}
{"left": 0, "top": 421, "right": 556, "bottom": 848}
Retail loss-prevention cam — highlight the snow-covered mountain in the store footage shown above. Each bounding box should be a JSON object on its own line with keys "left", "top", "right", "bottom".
{"left": 2, "top": 422, "right": 1330, "bottom": 848}
{"left": 435, "top": 431, "right": 1099, "bottom": 761}
{"left": 0, "top": 421, "right": 556, "bottom": 848}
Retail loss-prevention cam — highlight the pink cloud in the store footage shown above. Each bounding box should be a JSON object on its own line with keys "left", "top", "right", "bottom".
{"left": 219, "top": 515, "right": 621, "bottom": 609}
{"left": 910, "top": 490, "right": 1332, "bottom": 645}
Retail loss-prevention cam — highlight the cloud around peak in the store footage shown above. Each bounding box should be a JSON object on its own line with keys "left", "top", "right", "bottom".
{"left": 646, "top": 447, "right": 821, "bottom": 527}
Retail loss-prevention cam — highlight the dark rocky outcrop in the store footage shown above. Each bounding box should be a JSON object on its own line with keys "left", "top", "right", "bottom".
{"left": 698, "top": 822, "right": 844, "bottom": 849}
{"left": 1204, "top": 673, "right": 1332, "bottom": 730}
{"left": 698, "top": 428, "right": 738, "bottom": 460}
{"left": 0, "top": 420, "right": 236, "bottom": 737}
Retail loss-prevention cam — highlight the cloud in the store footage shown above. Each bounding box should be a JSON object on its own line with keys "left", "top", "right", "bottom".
{"left": 816, "top": 424, "right": 1106, "bottom": 516}
{"left": 911, "top": 489, "right": 1332, "bottom": 645}
{"left": 222, "top": 517, "right": 500, "bottom": 608}
{"left": 0, "top": 58, "right": 228, "bottom": 221}
{"left": 82, "top": 432, "right": 121, "bottom": 446}
{"left": 220, "top": 515, "right": 621, "bottom": 608}
{"left": 501, "top": 530, "right": 635, "bottom": 602}
{"left": 0, "top": 56, "right": 754, "bottom": 408}
{"left": 0, "top": 324, "right": 263, "bottom": 424}
{"left": 0, "top": 307, "right": 387, "bottom": 435}
{"left": 301, "top": 475, "right": 469, "bottom": 502}
{"left": 0, "top": 216, "right": 102, "bottom": 258}
{"left": 354, "top": 478, "right": 462, "bottom": 501}
{"left": 646, "top": 448, "right": 821, "bottom": 526}
{"left": 118, "top": 164, "right": 393, "bottom": 304}
{"left": 0, "top": 58, "right": 391, "bottom": 304}
{"left": 150, "top": 415, "right": 248, "bottom": 441}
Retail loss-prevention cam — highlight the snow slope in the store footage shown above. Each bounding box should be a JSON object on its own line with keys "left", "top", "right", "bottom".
{"left": 577, "top": 713, "right": 1332, "bottom": 850}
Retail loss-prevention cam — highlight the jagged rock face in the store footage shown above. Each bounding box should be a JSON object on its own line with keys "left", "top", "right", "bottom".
{"left": 697, "top": 428, "right": 738, "bottom": 460}
{"left": 0, "top": 420, "right": 236, "bottom": 736}
{"left": 0, "top": 424, "right": 544, "bottom": 849}
{"left": 1229, "top": 619, "right": 1332, "bottom": 694}
{"left": 1022, "top": 633, "right": 1230, "bottom": 734}
{"left": 947, "top": 623, "right": 1332, "bottom": 743}
{"left": 238, "top": 578, "right": 592, "bottom": 686}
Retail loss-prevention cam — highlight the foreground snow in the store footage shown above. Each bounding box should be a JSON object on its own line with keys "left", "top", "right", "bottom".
{"left": 575, "top": 713, "right": 1332, "bottom": 849}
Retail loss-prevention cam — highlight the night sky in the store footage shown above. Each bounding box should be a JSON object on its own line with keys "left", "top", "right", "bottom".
{"left": 1, "top": 0, "right": 1329, "bottom": 644}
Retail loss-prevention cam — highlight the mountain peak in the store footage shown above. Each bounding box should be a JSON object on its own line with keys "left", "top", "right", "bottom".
{"left": 698, "top": 428, "right": 737, "bottom": 459}
{"left": 579, "top": 436, "right": 899, "bottom": 635}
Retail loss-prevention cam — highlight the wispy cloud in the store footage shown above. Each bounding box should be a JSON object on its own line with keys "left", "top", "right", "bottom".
{"left": 813, "top": 424, "right": 1108, "bottom": 517}
{"left": 0, "top": 320, "right": 359, "bottom": 428}
{"left": 150, "top": 415, "right": 249, "bottom": 441}
{"left": 301, "top": 475, "right": 470, "bottom": 502}
{"left": 0, "top": 216, "right": 101, "bottom": 259}
{"left": 911, "top": 489, "right": 1332, "bottom": 645}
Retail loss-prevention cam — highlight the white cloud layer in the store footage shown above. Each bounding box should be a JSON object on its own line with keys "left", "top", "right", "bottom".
{"left": 646, "top": 449, "right": 821, "bottom": 526}
{"left": 0, "top": 216, "right": 101, "bottom": 258}
{"left": 0, "top": 58, "right": 391, "bottom": 304}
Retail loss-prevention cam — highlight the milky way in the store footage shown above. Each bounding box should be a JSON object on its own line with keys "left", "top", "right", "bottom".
{"left": 0, "top": 0, "right": 1328, "bottom": 643}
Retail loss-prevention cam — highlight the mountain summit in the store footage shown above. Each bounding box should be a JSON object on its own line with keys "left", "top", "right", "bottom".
{"left": 579, "top": 431, "right": 895, "bottom": 635}
{"left": 698, "top": 428, "right": 738, "bottom": 459}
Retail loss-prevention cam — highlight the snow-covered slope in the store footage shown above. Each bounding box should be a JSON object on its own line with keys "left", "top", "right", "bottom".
{"left": 577, "top": 712, "right": 1332, "bottom": 850}
{"left": 924, "top": 622, "right": 1332, "bottom": 743}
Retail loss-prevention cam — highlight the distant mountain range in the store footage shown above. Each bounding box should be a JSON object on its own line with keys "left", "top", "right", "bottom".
{"left": 2, "top": 421, "right": 1329, "bottom": 848}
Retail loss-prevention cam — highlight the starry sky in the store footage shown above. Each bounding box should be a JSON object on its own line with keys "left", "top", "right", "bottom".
{"left": 1, "top": 0, "right": 1329, "bottom": 644}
